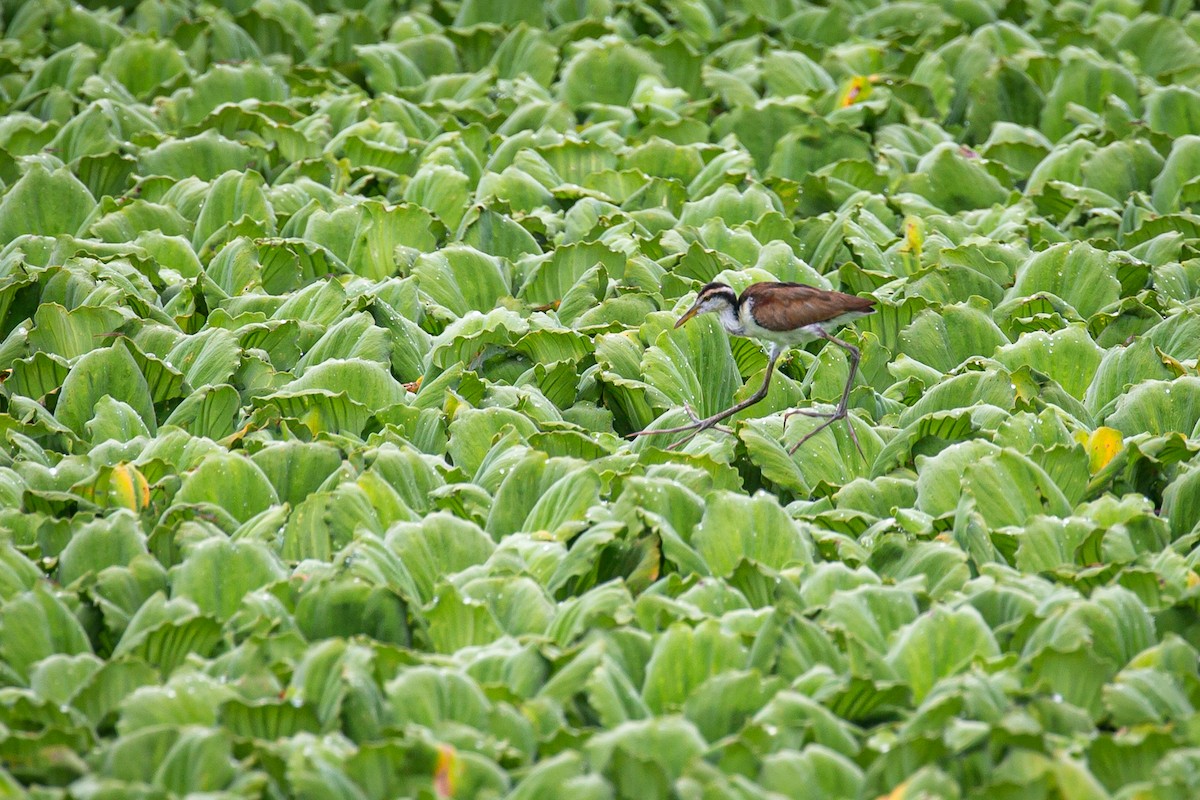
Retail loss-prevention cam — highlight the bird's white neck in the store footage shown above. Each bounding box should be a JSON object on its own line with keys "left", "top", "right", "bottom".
{"left": 719, "top": 303, "right": 745, "bottom": 335}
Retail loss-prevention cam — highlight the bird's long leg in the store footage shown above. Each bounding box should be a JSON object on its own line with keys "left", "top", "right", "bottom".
{"left": 628, "top": 344, "right": 782, "bottom": 447}
{"left": 781, "top": 341, "right": 842, "bottom": 435}
{"left": 787, "top": 333, "right": 864, "bottom": 457}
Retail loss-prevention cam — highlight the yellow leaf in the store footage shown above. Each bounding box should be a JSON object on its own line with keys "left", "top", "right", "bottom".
{"left": 876, "top": 781, "right": 908, "bottom": 800}
{"left": 1157, "top": 346, "right": 1188, "bottom": 377}
{"left": 1011, "top": 370, "right": 1040, "bottom": 404}
{"left": 904, "top": 216, "right": 924, "bottom": 257}
{"left": 899, "top": 216, "right": 925, "bottom": 274}
{"left": 218, "top": 422, "right": 255, "bottom": 448}
{"left": 838, "top": 75, "right": 872, "bottom": 107}
{"left": 109, "top": 463, "right": 150, "bottom": 512}
{"left": 444, "top": 391, "right": 464, "bottom": 420}
{"left": 1078, "top": 427, "right": 1123, "bottom": 473}
{"left": 301, "top": 407, "right": 323, "bottom": 437}
{"left": 1187, "top": 571, "right": 1199, "bottom": 589}
{"left": 434, "top": 744, "right": 459, "bottom": 798}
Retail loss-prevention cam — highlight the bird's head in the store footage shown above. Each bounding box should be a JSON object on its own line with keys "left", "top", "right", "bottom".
{"left": 675, "top": 282, "right": 738, "bottom": 328}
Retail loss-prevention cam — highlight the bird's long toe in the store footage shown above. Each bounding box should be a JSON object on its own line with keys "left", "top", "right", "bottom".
{"left": 783, "top": 407, "right": 838, "bottom": 420}
{"left": 786, "top": 410, "right": 865, "bottom": 458}
{"left": 787, "top": 418, "right": 835, "bottom": 454}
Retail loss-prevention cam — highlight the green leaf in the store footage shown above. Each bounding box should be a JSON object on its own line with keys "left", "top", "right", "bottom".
{"left": 425, "top": 582, "right": 504, "bottom": 653}
{"left": 461, "top": 575, "right": 555, "bottom": 638}
{"left": 1085, "top": 337, "right": 1174, "bottom": 417}
{"left": 1023, "top": 587, "right": 1156, "bottom": 717}
{"left": 759, "top": 746, "right": 864, "bottom": 800}
{"left": 0, "top": 583, "right": 92, "bottom": 680}
{"left": 386, "top": 664, "right": 491, "bottom": 730}
{"left": 293, "top": 571, "right": 409, "bottom": 645}
{"left": 886, "top": 606, "right": 999, "bottom": 702}
{"left": 750, "top": 688, "right": 862, "bottom": 757}
{"left": 153, "top": 728, "right": 237, "bottom": 794}
{"left": 460, "top": 207, "right": 542, "bottom": 259}
{"left": 0, "top": 542, "right": 43, "bottom": 601}
{"left": 191, "top": 170, "right": 275, "bottom": 251}
{"left": 56, "top": 343, "right": 157, "bottom": 438}
{"left": 169, "top": 538, "right": 286, "bottom": 620}
{"left": 1163, "top": 465, "right": 1200, "bottom": 540}
{"left": 99, "top": 36, "right": 189, "bottom": 100}
{"left": 561, "top": 37, "right": 665, "bottom": 108}
{"left": 8, "top": 350, "right": 70, "bottom": 402}
{"left": 642, "top": 314, "right": 742, "bottom": 419}
{"left": 1081, "top": 139, "right": 1164, "bottom": 202}
{"left": 28, "top": 302, "right": 126, "bottom": 360}
{"left": 430, "top": 307, "right": 529, "bottom": 370}
{"left": 1104, "top": 377, "right": 1200, "bottom": 438}
{"left": 898, "top": 367, "right": 1016, "bottom": 429}
{"left": 965, "top": 449, "right": 1073, "bottom": 528}
{"left": 642, "top": 620, "right": 747, "bottom": 713}
{"left": 520, "top": 466, "right": 601, "bottom": 539}
{"left": 900, "top": 143, "right": 1010, "bottom": 213}
{"left": 1009, "top": 242, "right": 1122, "bottom": 318}
{"left": 681, "top": 669, "right": 779, "bottom": 743}
{"left": 485, "top": 452, "right": 594, "bottom": 539}
{"left": 220, "top": 697, "right": 322, "bottom": 740}
{"left": 250, "top": 441, "right": 344, "bottom": 507}
{"left": 1113, "top": 14, "right": 1200, "bottom": 79}
{"left": 386, "top": 513, "right": 495, "bottom": 604}
{"left": 994, "top": 325, "right": 1103, "bottom": 400}
{"left": 404, "top": 163, "right": 470, "bottom": 230}
{"left": 692, "top": 491, "right": 813, "bottom": 577}
{"left": 174, "top": 452, "right": 280, "bottom": 523}
{"left": 57, "top": 510, "right": 147, "bottom": 587}
{"left": 899, "top": 299, "right": 1009, "bottom": 372}
{"left": 163, "top": 63, "right": 286, "bottom": 127}
{"left": 585, "top": 716, "right": 706, "bottom": 795}
{"left": 519, "top": 242, "right": 623, "bottom": 306}
{"left": 280, "top": 361, "right": 407, "bottom": 419}
{"left": 412, "top": 245, "right": 512, "bottom": 317}
{"left": 118, "top": 679, "right": 232, "bottom": 745}
{"left": 0, "top": 162, "right": 95, "bottom": 240}
{"left": 1145, "top": 86, "right": 1200, "bottom": 139}
{"left": 445, "top": 406, "right": 537, "bottom": 478}
{"left": 1040, "top": 51, "right": 1139, "bottom": 141}
{"left": 71, "top": 659, "right": 158, "bottom": 727}
{"left": 161, "top": 384, "right": 241, "bottom": 440}
{"left": 138, "top": 130, "right": 258, "bottom": 181}
{"left": 165, "top": 327, "right": 241, "bottom": 389}
{"left": 1152, "top": 135, "right": 1200, "bottom": 213}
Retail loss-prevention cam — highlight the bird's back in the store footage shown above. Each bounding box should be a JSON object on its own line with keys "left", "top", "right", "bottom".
{"left": 739, "top": 282, "right": 875, "bottom": 334}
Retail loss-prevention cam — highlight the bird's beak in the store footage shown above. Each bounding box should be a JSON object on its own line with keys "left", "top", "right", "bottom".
{"left": 674, "top": 303, "right": 701, "bottom": 328}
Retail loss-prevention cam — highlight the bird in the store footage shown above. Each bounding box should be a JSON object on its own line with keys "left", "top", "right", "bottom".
{"left": 630, "top": 281, "right": 876, "bottom": 452}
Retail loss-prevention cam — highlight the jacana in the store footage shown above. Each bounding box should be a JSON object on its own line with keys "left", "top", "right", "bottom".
{"left": 631, "top": 281, "right": 876, "bottom": 452}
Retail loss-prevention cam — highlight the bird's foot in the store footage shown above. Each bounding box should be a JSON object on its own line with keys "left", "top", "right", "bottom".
{"left": 664, "top": 404, "right": 736, "bottom": 449}
{"left": 787, "top": 415, "right": 839, "bottom": 453}
{"left": 627, "top": 403, "right": 735, "bottom": 449}
{"left": 781, "top": 405, "right": 835, "bottom": 436}
{"left": 682, "top": 403, "right": 734, "bottom": 435}
{"left": 784, "top": 407, "right": 837, "bottom": 420}
{"left": 786, "top": 405, "right": 865, "bottom": 458}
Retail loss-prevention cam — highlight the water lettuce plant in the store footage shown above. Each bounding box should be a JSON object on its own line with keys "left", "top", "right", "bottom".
{"left": 0, "top": 0, "right": 1199, "bottom": 798}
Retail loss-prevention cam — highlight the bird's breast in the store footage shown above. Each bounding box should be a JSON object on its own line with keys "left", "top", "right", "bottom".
{"left": 739, "top": 311, "right": 818, "bottom": 345}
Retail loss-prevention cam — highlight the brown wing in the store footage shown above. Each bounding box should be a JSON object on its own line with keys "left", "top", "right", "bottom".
{"left": 740, "top": 282, "right": 875, "bottom": 331}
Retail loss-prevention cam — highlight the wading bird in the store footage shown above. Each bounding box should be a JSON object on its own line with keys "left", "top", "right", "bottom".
{"left": 631, "top": 281, "right": 876, "bottom": 452}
